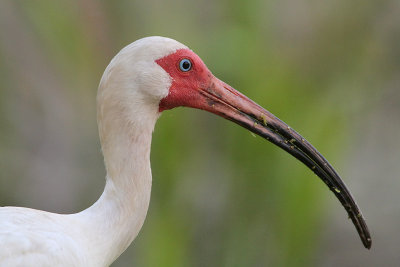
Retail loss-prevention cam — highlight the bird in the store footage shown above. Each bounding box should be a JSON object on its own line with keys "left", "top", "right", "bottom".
{"left": 0, "top": 36, "right": 371, "bottom": 266}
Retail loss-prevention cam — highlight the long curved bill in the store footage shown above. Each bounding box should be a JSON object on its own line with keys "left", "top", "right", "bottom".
{"left": 197, "top": 76, "right": 371, "bottom": 249}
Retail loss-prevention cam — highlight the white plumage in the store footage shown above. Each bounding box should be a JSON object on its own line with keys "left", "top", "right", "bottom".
{"left": 0, "top": 37, "right": 187, "bottom": 267}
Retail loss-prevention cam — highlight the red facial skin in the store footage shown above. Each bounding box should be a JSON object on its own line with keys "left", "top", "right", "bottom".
{"left": 155, "top": 48, "right": 372, "bottom": 249}
{"left": 157, "top": 49, "right": 214, "bottom": 112}
{"left": 156, "top": 49, "right": 264, "bottom": 122}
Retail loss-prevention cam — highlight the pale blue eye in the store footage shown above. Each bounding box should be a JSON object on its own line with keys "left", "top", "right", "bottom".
{"left": 179, "top": 59, "right": 192, "bottom": 72}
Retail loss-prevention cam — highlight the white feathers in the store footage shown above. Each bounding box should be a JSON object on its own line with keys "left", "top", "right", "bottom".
{"left": 0, "top": 36, "right": 187, "bottom": 266}
{"left": 0, "top": 207, "right": 85, "bottom": 266}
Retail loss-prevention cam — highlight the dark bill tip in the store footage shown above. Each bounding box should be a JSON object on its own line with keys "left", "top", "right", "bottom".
{"left": 243, "top": 110, "right": 372, "bottom": 249}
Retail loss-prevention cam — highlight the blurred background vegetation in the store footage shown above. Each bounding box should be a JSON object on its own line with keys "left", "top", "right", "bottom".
{"left": 0, "top": 0, "right": 399, "bottom": 266}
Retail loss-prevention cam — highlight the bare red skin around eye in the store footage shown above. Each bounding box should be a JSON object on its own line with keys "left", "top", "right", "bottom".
{"left": 156, "top": 49, "right": 213, "bottom": 112}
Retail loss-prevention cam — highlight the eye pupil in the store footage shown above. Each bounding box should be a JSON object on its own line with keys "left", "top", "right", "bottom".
{"left": 179, "top": 59, "right": 192, "bottom": 72}
{"left": 182, "top": 61, "right": 190, "bottom": 69}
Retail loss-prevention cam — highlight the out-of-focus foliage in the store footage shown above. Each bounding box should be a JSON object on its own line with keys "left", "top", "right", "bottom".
{"left": 0, "top": 1, "right": 399, "bottom": 266}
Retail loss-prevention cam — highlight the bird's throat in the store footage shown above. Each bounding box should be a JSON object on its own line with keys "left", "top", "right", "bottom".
{"left": 75, "top": 119, "right": 155, "bottom": 265}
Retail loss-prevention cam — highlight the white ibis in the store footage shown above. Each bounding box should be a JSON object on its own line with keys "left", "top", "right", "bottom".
{"left": 0, "top": 36, "right": 371, "bottom": 266}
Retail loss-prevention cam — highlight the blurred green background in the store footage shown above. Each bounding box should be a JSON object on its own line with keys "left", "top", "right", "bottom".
{"left": 0, "top": 0, "right": 399, "bottom": 266}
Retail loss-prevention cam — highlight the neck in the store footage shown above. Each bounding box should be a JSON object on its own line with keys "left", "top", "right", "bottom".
{"left": 75, "top": 109, "right": 158, "bottom": 266}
